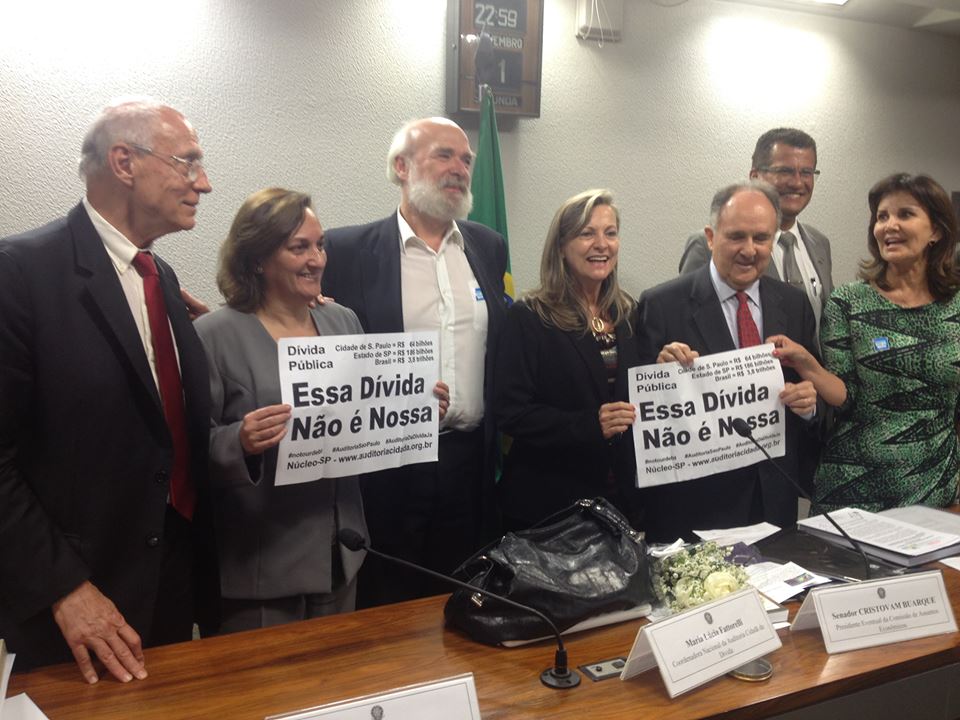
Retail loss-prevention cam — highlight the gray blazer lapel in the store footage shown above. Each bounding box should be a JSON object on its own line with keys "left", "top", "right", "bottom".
{"left": 797, "top": 222, "right": 831, "bottom": 297}
{"left": 763, "top": 257, "right": 780, "bottom": 280}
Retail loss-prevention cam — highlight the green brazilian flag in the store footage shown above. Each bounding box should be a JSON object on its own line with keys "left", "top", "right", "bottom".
{"left": 468, "top": 84, "right": 514, "bottom": 302}
{"left": 469, "top": 85, "right": 515, "bottom": 470}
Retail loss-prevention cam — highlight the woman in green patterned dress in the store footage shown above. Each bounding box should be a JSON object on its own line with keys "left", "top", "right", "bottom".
{"left": 769, "top": 173, "right": 960, "bottom": 512}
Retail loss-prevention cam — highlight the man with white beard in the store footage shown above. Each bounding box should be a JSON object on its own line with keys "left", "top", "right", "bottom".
{"left": 323, "top": 117, "right": 507, "bottom": 607}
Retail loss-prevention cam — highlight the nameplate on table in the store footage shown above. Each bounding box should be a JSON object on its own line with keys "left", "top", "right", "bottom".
{"left": 265, "top": 673, "right": 480, "bottom": 719}
{"left": 791, "top": 569, "right": 957, "bottom": 653}
{"left": 620, "top": 587, "right": 782, "bottom": 698}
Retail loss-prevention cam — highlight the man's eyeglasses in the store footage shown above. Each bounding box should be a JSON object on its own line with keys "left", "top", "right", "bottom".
{"left": 758, "top": 166, "right": 821, "bottom": 181}
{"left": 128, "top": 143, "right": 206, "bottom": 182}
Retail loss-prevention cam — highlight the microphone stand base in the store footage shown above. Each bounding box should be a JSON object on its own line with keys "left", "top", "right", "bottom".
{"left": 541, "top": 667, "right": 581, "bottom": 689}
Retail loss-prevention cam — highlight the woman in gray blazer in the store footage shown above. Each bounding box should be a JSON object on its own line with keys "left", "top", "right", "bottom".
{"left": 195, "top": 188, "right": 370, "bottom": 633}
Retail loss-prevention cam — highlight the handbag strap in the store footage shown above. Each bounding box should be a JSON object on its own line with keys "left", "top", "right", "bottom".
{"left": 531, "top": 497, "right": 644, "bottom": 544}
{"left": 576, "top": 498, "right": 645, "bottom": 544}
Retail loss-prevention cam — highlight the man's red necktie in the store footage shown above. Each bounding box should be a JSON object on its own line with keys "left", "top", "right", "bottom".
{"left": 132, "top": 252, "right": 195, "bottom": 520}
{"left": 736, "top": 291, "right": 761, "bottom": 348}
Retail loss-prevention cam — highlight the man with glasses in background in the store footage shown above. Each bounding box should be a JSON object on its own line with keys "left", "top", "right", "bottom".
{"left": 679, "top": 128, "right": 833, "bottom": 333}
{"left": 0, "top": 98, "right": 214, "bottom": 683}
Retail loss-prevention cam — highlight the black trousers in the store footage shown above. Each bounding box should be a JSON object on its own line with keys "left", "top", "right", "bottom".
{"left": 148, "top": 505, "right": 194, "bottom": 647}
{"left": 356, "top": 427, "right": 489, "bottom": 608}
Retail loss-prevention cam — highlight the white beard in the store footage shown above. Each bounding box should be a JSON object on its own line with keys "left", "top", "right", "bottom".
{"left": 407, "top": 167, "right": 473, "bottom": 221}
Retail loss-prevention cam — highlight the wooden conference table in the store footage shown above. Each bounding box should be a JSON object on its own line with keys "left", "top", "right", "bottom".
{"left": 8, "top": 563, "right": 960, "bottom": 720}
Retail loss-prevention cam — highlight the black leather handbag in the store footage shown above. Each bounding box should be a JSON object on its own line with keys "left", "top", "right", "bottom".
{"left": 444, "top": 497, "right": 652, "bottom": 645}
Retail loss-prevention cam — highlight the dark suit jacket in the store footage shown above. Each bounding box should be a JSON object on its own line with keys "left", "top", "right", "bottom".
{"left": 678, "top": 223, "right": 833, "bottom": 311}
{"left": 635, "top": 267, "right": 819, "bottom": 542}
{"left": 322, "top": 215, "right": 507, "bottom": 529}
{"left": 0, "top": 203, "right": 211, "bottom": 667}
{"left": 323, "top": 215, "right": 507, "bottom": 421}
{"left": 494, "top": 301, "right": 641, "bottom": 527}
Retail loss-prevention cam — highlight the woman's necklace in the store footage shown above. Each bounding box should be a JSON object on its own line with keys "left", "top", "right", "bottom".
{"left": 590, "top": 315, "right": 605, "bottom": 334}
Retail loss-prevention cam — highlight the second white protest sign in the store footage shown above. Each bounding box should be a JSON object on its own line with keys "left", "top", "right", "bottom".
{"left": 629, "top": 344, "right": 785, "bottom": 488}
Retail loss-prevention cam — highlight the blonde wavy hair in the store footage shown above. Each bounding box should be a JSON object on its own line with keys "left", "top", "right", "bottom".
{"left": 524, "top": 189, "right": 635, "bottom": 334}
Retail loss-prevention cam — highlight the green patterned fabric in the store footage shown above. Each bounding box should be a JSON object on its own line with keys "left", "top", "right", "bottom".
{"left": 815, "top": 281, "right": 960, "bottom": 512}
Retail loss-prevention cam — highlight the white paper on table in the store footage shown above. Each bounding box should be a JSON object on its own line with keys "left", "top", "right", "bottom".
{"left": 1, "top": 645, "right": 13, "bottom": 720}
{"left": 938, "top": 557, "right": 960, "bottom": 572}
{"left": 694, "top": 522, "right": 781, "bottom": 547}
{"left": 648, "top": 539, "right": 687, "bottom": 558}
{"left": 799, "top": 508, "right": 960, "bottom": 556}
{"left": 2, "top": 694, "right": 49, "bottom": 720}
{"left": 745, "top": 561, "right": 831, "bottom": 604}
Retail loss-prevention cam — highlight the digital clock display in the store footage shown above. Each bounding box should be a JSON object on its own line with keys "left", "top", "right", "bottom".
{"left": 473, "top": 1, "right": 526, "bottom": 33}
{"left": 446, "top": 0, "right": 543, "bottom": 117}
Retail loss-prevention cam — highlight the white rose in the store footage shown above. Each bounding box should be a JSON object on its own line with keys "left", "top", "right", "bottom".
{"left": 703, "top": 570, "right": 740, "bottom": 600}
{"left": 673, "top": 576, "right": 697, "bottom": 608}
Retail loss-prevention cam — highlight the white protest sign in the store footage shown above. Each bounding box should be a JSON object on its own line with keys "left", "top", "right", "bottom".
{"left": 629, "top": 344, "right": 785, "bottom": 488}
{"left": 790, "top": 570, "right": 957, "bottom": 653}
{"left": 620, "top": 587, "right": 782, "bottom": 698}
{"left": 276, "top": 332, "right": 439, "bottom": 485}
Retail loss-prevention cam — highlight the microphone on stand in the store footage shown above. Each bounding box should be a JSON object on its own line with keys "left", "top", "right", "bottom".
{"left": 337, "top": 529, "right": 581, "bottom": 689}
{"left": 731, "top": 418, "right": 874, "bottom": 580}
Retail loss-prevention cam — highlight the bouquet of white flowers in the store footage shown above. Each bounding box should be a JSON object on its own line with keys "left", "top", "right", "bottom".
{"left": 651, "top": 541, "right": 749, "bottom": 612}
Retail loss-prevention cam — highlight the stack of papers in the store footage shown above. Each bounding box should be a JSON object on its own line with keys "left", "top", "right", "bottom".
{"left": 693, "top": 522, "right": 781, "bottom": 547}
{"left": 798, "top": 507, "right": 960, "bottom": 567}
{"left": 745, "top": 561, "right": 831, "bottom": 603}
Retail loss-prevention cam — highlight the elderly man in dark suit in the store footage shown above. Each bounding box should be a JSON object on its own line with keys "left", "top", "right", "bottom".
{"left": 679, "top": 128, "right": 832, "bottom": 335}
{"left": 0, "top": 99, "right": 212, "bottom": 682}
{"left": 323, "top": 117, "right": 506, "bottom": 607}
{"left": 637, "top": 181, "right": 819, "bottom": 542}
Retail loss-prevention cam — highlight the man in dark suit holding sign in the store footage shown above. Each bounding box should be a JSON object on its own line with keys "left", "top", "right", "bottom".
{"left": 323, "top": 117, "right": 507, "bottom": 607}
{"left": 636, "top": 182, "right": 819, "bottom": 542}
{"left": 0, "top": 99, "right": 212, "bottom": 682}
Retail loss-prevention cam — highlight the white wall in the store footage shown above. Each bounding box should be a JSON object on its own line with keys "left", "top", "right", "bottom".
{"left": 1, "top": 0, "right": 959, "bottom": 305}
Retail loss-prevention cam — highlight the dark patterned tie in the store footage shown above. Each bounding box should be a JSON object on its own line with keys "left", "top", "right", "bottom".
{"left": 736, "top": 291, "right": 761, "bottom": 348}
{"left": 779, "top": 231, "right": 804, "bottom": 289}
{"left": 132, "top": 252, "right": 195, "bottom": 520}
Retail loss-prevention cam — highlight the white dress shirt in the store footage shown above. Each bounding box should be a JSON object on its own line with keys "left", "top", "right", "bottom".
{"left": 709, "top": 260, "right": 762, "bottom": 347}
{"left": 83, "top": 196, "right": 179, "bottom": 392}
{"left": 709, "top": 260, "right": 815, "bottom": 420}
{"left": 397, "top": 210, "right": 487, "bottom": 432}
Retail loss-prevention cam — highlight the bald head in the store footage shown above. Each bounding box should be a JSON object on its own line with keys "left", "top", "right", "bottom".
{"left": 388, "top": 117, "right": 474, "bottom": 225}
{"left": 706, "top": 184, "right": 779, "bottom": 291}
{"left": 386, "top": 117, "right": 470, "bottom": 185}
{"left": 79, "top": 98, "right": 183, "bottom": 180}
{"left": 81, "top": 97, "right": 210, "bottom": 247}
